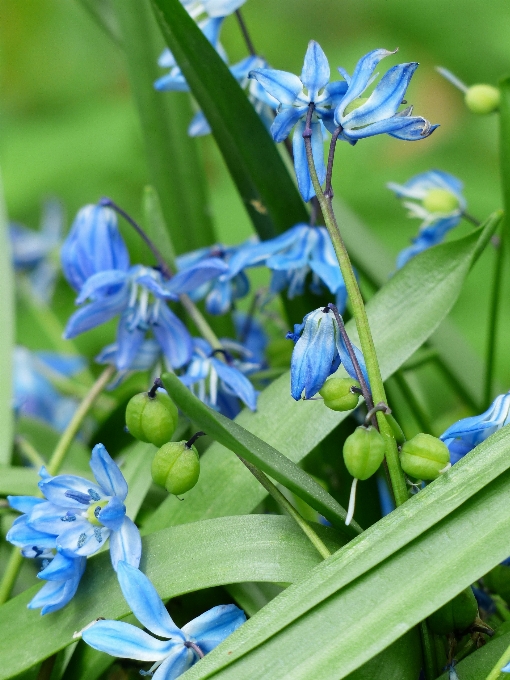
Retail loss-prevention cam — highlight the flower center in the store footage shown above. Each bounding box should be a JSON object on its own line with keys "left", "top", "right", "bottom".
{"left": 86, "top": 500, "right": 109, "bottom": 526}
{"left": 422, "top": 188, "right": 459, "bottom": 214}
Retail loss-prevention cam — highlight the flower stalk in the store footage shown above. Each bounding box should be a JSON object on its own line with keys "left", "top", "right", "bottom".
{"left": 302, "top": 112, "right": 408, "bottom": 506}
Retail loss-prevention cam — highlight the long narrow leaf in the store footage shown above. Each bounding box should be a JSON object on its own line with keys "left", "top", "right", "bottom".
{"left": 0, "top": 170, "right": 13, "bottom": 465}
{"left": 161, "top": 372, "right": 361, "bottom": 536}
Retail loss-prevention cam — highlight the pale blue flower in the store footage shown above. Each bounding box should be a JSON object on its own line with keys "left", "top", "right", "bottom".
{"left": 333, "top": 49, "right": 438, "bottom": 143}
{"left": 440, "top": 392, "right": 510, "bottom": 464}
{"left": 287, "top": 307, "right": 368, "bottom": 400}
{"left": 9, "top": 445, "right": 142, "bottom": 569}
{"left": 180, "top": 338, "right": 258, "bottom": 413}
{"left": 388, "top": 170, "right": 466, "bottom": 268}
{"left": 14, "top": 347, "right": 85, "bottom": 433}
{"left": 227, "top": 225, "right": 348, "bottom": 311}
{"left": 181, "top": 0, "right": 246, "bottom": 20}
{"left": 10, "top": 200, "right": 63, "bottom": 303}
{"left": 82, "top": 562, "right": 245, "bottom": 679}
{"left": 249, "top": 41, "right": 348, "bottom": 200}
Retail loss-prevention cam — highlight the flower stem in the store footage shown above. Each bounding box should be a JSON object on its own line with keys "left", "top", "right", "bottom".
{"left": 484, "top": 225, "right": 505, "bottom": 407}
{"left": 15, "top": 436, "right": 46, "bottom": 469}
{"left": 0, "top": 365, "right": 115, "bottom": 605}
{"left": 483, "top": 639, "right": 510, "bottom": 680}
{"left": 303, "top": 125, "right": 408, "bottom": 506}
{"left": 180, "top": 294, "right": 222, "bottom": 350}
{"left": 239, "top": 457, "right": 331, "bottom": 560}
{"left": 235, "top": 9, "right": 256, "bottom": 57}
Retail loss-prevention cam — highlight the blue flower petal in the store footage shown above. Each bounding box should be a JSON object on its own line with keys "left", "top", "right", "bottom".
{"left": 211, "top": 359, "right": 258, "bottom": 411}
{"left": 115, "top": 312, "right": 147, "bottom": 371}
{"left": 188, "top": 111, "right": 211, "bottom": 137}
{"left": 152, "top": 646, "right": 193, "bottom": 680}
{"left": 301, "top": 41, "right": 330, "bottom": 101}
{"left": 270, "top": 106, "right": 307, "bottom": 143}
{"left": 39, "top": 475, "right": 103, "bottom": 509}
{"left": 342, "top": 114, "right": 437, "bottom": 141}
{"left": 6, "top": 515, "right": 56, "bottom": 549}
{"left": 29, "top": 559, "right": 86, "bottom": 615}
{"left": 7, "top": 495, "right": 44, "bottom": 514}
{"left": 57, "top": 521, "right": 109, "bottom": 558}
{"left": 117, "top": 561, "right": 183, "bottom": 639}
{"left": 182, "top": 604, "right": 246, "bottom": 654}
{"left": 28, "top": 501, "right": 73, "bottom": 536}
{"left": 336, "top": 48, "right": 395, "bottom": 118}
{"left": 292, "top": 120, "right": 325, "bottom": 202}
{"left": 109, "top": 516, "right": 142, "bottom": 570}
{"left": 98, "top": 496, "right": 126, "bottom": 532}
{"left": 63, "top": 286, "right": 130, "bottom": 339}
{"left": 82, "top": 620, "right": 175, "bottom": 661}
{"left": 290, "top": 310, "right": 337, "bottom": 399}
{"left": 226, "top": 227, "right": 302, "bottom": 279}
{"left": 35, "top": 352, "right": 86, "bottom": 377}
{"left": 205, "top": 279, "right": 234, "bottom": 316}
{"left": 165, "top": 258, "right": 229, "bottom": 295}
{"left": 336, "top": 333, "right": 369, "bottom": 386}
{"left": 90, "top": 443, "right": 129, "bottom": 500}
{"left": 154, "top": 71, "right": 190, "bottom": 92}
{"left": 75, "top": 270, "right": 128, "bottom": 304}
{"left": 152, "top": 304, "right": 193, "bottom": 369}
{"left": 248, "top": 69, "right": 303, "bottom": 106}
{"left": 37, "top": 552, "right": 81, "bottom": 582}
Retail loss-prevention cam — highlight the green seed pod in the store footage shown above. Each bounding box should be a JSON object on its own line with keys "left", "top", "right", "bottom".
{"left": 125, "top": 390, "right": 178, "bottom": 447}
{"left": 319, "top": 378, "right": 360, "bottom": 412}
{"left": 422, "top": 188, "right": 459, "bottom": 214}
{"left": 400, "top": 433, "right": 450, "bottom": 480}
{"left": 464, "top": 84, "right": 500, "bottom": 115}
{"left": 484, "top": 565, "right": 510, "bottom": 604}
{"left": 428, "top": 587, "right": 478, "bottom": 635}
{"left": 343, "top": 426, "right": 386, "bottom": 481}
{"left": 151, "top": 439, "right": 201, "bottom": 495}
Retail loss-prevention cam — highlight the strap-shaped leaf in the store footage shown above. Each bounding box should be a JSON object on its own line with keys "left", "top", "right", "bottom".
{"left": 181, "top": 426, "right": 510, "bottom": 679}
{"left": 0, "top": 171, "right": 13, "bottom": 465}
{"left": 150, "top": 0, "right": 309, "bottom": 240}
{"left": 0, "top": 516, "right": 344, "bottom": 679}
{"left": 500, "top": 77, "right": 510, "bottom": 222}
{"left": 161, "top": 372, "right": 361, "bottom": 537}
{"left": 144, "top": 212, "right": 501, "bottom": 534}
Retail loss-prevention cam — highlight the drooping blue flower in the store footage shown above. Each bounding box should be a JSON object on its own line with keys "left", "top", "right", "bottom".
{"left": 333, "top": 49, "right": 438, "bottom": 143}
{"left": 249, "top": 41, "right": 348, "bottom": 201}
{"left": 82, "top": 561, "right": 246, "bottom": 679}
{"left": 227, "top": 225, "right": 348, "bottom": 311}
{"left": 8, "top": 445, "right": 142, "bottom": 572}
{"left": 13, "top": 347, "right": 85, "bottom": 433}
{"left": 287, "top": 307, "right": 368, "bottom": 400}
{"left": 10, "top": 200, "right": 63, "bottom": 303}
{"left": 175, "top": 241, "right": 254, "bottom": 315}
{"left": 440, "top": 392, "right": 510, "bottom": 464}
{"left": 388, "top": 170, "right": 466, "bottom": 268}
{"left": 180, "top": 338, "right": 258, "bottom": 414}
{"left": 61, "top": 204, "right": 130, "bottom": 294}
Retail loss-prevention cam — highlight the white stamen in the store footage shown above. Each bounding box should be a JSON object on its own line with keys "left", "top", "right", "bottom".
{"left": 73, "top": 617, "right": 105, "bottom": 639}
{"left": 209, "top": 366, "right": 218, "bottom": 406}
{"left": 435, "top": 67, "right": 469, "bottom": 94}
{"left": 345, "top": 478, "right": 358, "bottom": 526}
{"left": 439, "top": 462, "right": 451, "bottom": 474}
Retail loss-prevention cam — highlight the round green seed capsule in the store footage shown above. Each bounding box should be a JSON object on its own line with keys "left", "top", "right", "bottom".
{"left": 428, "top": 587, "right": 478, "bottom": 635}
{"left": 319, "top": 378, "right": 360, "bottom": 412}
{"left": 484, "top": 565, "right": 510, "bottom": 604}
{"left": 465, "top": 84, "right": 500, "bottom": 115}
{"left": 422, "top": 188, "right": 459, "bottom": 214}
{"left": 151, "top": 440, "right": 200, "bottom": 495}
{"left": 343, "top": 426, "right": 386, "bottom": 481}
{"left": 125, "top": 391, "right": 178, "bottom": 447}
{"left": 399, "top": 433, "right": 450, "bottom": 480}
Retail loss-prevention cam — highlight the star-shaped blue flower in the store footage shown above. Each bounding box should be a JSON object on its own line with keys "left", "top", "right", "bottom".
{"left": 82, "top": 561, "right": 246, "bottom": 679}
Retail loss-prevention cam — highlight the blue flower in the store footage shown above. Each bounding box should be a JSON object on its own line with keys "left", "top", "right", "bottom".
{"left": 333, "top": 49, "right": 438, "bottom": 143}
{"left": 232, "top": 311, "right": 268, "bottom": 366}
{"left": 10, "top": 200, "right": 63, "bottom": 303}
{"left": 180, "top": 338, "right": 258, "bottom": 413}
{"left": 287, "top": 307, "right": 368, "bottom": 400}
{"left": 82, "top": 561, "right": 246, "bottom": 679}
{"left": 440, "top": 392, "right": 510, "bottom": 464}
{"left": 181, "top": 0, "right": 246, "bottom": 20}
{"left": 14, "top": 347, "right": 85, "bottom": 433}
{"left": 8, "top": 445, "right": 142, "bottom": 571}
{"left": 61, "top": 204, "right": 130, "bottom": 294}
{"left": 227, "top": 225, "right": 348, "bottom": 311}
{"left": 175, "top": 242, "right": 254, "bottom": 315}
{"left": 388, "top": 170, "right": 466, "bottom": 268}
{"left": 249, "top": 41, "right": 348, "bottom": 201}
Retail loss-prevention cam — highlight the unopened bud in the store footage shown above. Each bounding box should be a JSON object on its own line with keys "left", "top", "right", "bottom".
{"left": 125, "top": 390, "right": 178, "bottom": 448}
{"left": 400, "top": 433, "right": 450, "bottom": 480}
{"left": 428, "top": 587, "right": 478, "bottom": 635}
{"left": 422, "top": 188, "right": 459, "bottom": 214}
{"left": 343, "top": 426, "right": 386, "bottom": 481}
{"left": 464, "top": 84, "right": 500, "bottom": 115}
{"left": 319, "top": 377, "right": 360, "bottom": 412}
{"left": 151, "top": 437, "right": 201, "bottom": 495}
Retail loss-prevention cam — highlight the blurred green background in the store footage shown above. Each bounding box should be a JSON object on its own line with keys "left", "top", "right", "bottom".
{"left": 1, "top": 0, "right": 509, "bottom": 385}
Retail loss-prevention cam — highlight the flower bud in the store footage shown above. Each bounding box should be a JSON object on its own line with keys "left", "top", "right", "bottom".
{"left": 484, "top": 565, "right": 510, "bottom": 603}
{"left": 151, "top": 440, "right": 200, "bottom": 495}
{"left": 319, "top": 378, "right": 360, "bottom": 412}
{"left": 422, "top": 188, "right": 459, "bottom": 214}
{"left": 125, "top": 391, "right": 178, "bottom": 447}
{"left": 464, "top": 84, "right": 500, "bottom": 114}
{"left": 400, "top": 433, "right": 450, "bottom": 480}
{"left": 428, "top": 587, "right": 478, "bottom": 635}
{"left": 343, "top": 426, "right": 386, "bottom": 481}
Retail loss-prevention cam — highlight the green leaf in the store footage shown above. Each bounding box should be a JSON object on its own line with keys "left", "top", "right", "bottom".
{"left": 437, "top": 625, "right": 510, "bottom": 679}
{"left": 0, "top": 170, "right": 14, "bottom": 465}
{"left": 181, "top": 426, "right": 510, "bottom": 680}
{"left": 500, "top": 77, "right": 510, "bottom": 220}
{"left": 143, "top": 212, "right": 501, "bottom": 534}
{"left": 161, "top": 372, "right": 361, "bottom": 537}
{"left": 143, "top": 185, "right": 176, "bottom": 268}
{"left": 0, "top": 467, "right": 39, "bottom": 497}
{"left": 150, "top": 0, "right": 309, "bottom": 240}
{"left": 75, "top": 0, "right": 122, "bottom": 45}
{"left": 111, "top": 0, "right": 217, "bottom": 254}
{"left": 0, "top": 516, "right": 344, "bottom": 679}
{"left": 118, "top": 441, "right": 155, "bottom": 520}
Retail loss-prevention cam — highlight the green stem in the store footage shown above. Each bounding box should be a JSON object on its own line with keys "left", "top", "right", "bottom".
{"left": 303, "top": 129, "right": 408, "bottom": 506}
{"left": 240, "top": 457, "right": 331, "bottom": 560}
{"left": 393, "top": 371, "right": 435, "bottom": 435}
{"left": 484, "top": 639, "right": 510, "bottom": 680}
{"left": 180, "top": 294, "right": 223, "bottom": 351}
{"left": 15, "top": 436, "right": 46, "bottom": 469}
{"left": 420, "top": 621, "right": 437, "bottom": 680}
{"left": 484, "top": 226, "right": 505, "bottom": 407}
{"left": 0, "top": 365, "right": 115, "bottom": 605}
